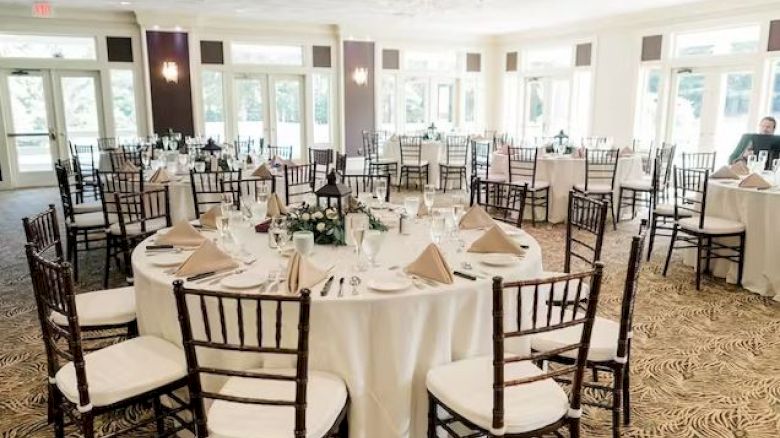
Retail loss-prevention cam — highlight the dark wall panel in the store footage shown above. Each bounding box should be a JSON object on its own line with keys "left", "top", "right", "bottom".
{"left": 146, "top": 31, "right": 194, "bottom": 136}
{"left": 343, "top": 41, "right": 375, "bottom": 156}
{"left": 769, "top": 20, "right": 780, "bottom": 52}
{"left": 200, "top": 40, "right": 224, "bottom": 64}
{"left": 466, "top": 53, "right": 481, "bottom": 72}
{"left": 506, "top": 52, "right": 518, "bottom": 71}
{"left": 382, "top": 49, "right": 399, "bottom": 70}
{"left": 107, "top": 36, "right": 133, "bottom": 62}
{"left": 575, "top": 43, "right": 592, "bottom": 67}
{"left": 313, "top": 45, "right": 332, "bottom": 68}
{"left": 641, "top": 35, "right": 663, "bottom": 61}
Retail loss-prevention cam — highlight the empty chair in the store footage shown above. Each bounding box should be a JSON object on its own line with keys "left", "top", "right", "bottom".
{"left": 190, "top": 170, "right": 242, "bottom": 217}
{"left": 71, "top": 143, "right": 100, "bottom": 201}
{"left": 109, "top": 150, "right": 143, "bottom": 171}
{"left": 574, "top": 149, "right": 619, "bottom": 230}
{"left": 267, "top": 145, "right": 293, "bottom": 161}
{"left": 439, "top": 135, "right": 469, "bottom": 192}
{"left": 508, "top": 147, "right": 550, "bottom": 226}
{"left": 426, "top": 264, "right": 605, "bottom": 438}
{"left": 472, "top": 178, "right": 528, "bottom": 227}
{"left": 362, "top": 130, "right": 398, "bottom": 181}
{"left": 663, "top": 167, "right": 746, "bottom": 290}
{"left": 531, "top": 221, "right": 648, "bottom": 437}
{"left": 398, "top": 135, "right": 429, "bottom": 190}
{"left": 25, "top": 246, "right": 193, "bottom": 437}
{"left": 284, "top": 163, "right": 316, "bottom": 206}
{"left": 234, "top": 136, "right": 255, "bottom": 156}
{"left": 471, "top": 139, "right": 495, "bottom": 184}
{"left": 309, "top": 147, "right": 335, "bottom": 184}
{"left": 173, "top": 282, "right": 348, "bottom": 437}
{"left": 645, "top": 145, "right": 682, "bottom": 260}
{"left": 681, "top": 152, "right": 716, "bottom": 171}
{"left": 341, "top": 173, "right": 392, "bottom": 203}
{"left": 97, "top": 137, "right": 118, "bottom": 151}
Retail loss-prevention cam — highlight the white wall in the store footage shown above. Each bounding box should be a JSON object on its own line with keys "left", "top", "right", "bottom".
{"left": 591, "top": 30, "right": 639, "bottom": 145}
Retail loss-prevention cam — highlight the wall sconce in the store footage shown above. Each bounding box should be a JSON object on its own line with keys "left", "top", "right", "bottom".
{"left": 162, "top": 61, "right": 178, "bottom": 83}
{"left": 351, "top": 67, "right": 368, "bottom": 86}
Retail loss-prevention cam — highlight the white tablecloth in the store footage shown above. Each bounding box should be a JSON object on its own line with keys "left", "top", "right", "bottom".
{"left": 382, "top": 138, "right": 444, "bottom": 188}
{"left": 132, "top": 219, "right": 543, "bottom": 437}
{"left": 683, "top": 180, "right": 780, "bottom": 301}
{"left": 490, "top": 154, "right": 645, "bottom": 223}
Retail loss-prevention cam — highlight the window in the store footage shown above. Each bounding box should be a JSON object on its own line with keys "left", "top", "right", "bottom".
{"left": 570, "top": 70, "right": 592, "bottom": 139}
{"left": 502, "top": 74, "right": 518, "bottom": 136}
{"left": 523, "top": 46, "right": 572, "bottom": 71}
{"left": 463, "top": 78, "right": 478, "bottom": 126}
{"left": 404, "top": 78, "right": 427, "bottom": 131}
{"left": 234, "top": 77, "right": 264, "bottom": 139}
{"left": 312, "top": 73, "right": 331, "bottom": 145}
{"left": 379, "top": 75, "right": 397, "bottom": 132}
{"left": 635, "top": 68, "right": 662, "bottom": 142}
{"left": 715, "top": 72, "right": 753, "bottom": 162}
{"left": 404, "top": 51, "right": 457, "bottom": 72}
{"left": 0, "top": 34, "right": 96, "bottom": 59}
{"left": 231, "top": 43, "right": 303, "bottom": 65}
{"left": 435, "top": 81, "right": 455, "bottom": 128}
{"left": 110, "top": 70, "right": 138, "bottom": 140}
{"left": 769, "top": 60, "right": 780, "bottom": 120}
{"left": 201, "top": 70, "right": 225, "bottom": 140}
{"left": 674, "top": 25, "right": 760, "bottom": 58}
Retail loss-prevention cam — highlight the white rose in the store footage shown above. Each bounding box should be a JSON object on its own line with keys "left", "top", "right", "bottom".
{"left": 301, "top": 213, "right": 310, "bottom": 221}
{"left": 316, "top": 222, "right": 326, "bottom": 231}
{"left": 312, "top": 211, "right": 324, "bottom": 220}
{"left": 326, "top": 210, "right": 338, "bottom": 220}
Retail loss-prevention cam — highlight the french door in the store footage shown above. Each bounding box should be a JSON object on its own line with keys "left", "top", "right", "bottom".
{"left": 233, "top": 73, "right": 304, "bottom": 159}
{"left": 667, "top": 66, "right": 755, "bottom": 166}
{"left": 0, "top": 68, "right": 104, "bottom": 187}
{"left": 522, "top": 76, "right": 571, "bottom": 139}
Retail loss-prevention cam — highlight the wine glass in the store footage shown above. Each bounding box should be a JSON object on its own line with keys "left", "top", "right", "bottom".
{"left": 758, "top": 150, "right": 769, "bottom": 172}
{"left": 350, "top": 216, "right": 367, "bottom": 271}
{"left": 374, "top": 178, "right": 388, "bottom": 208}
{"left": 270, "top": 217, "right": 289, "bottom": 255}
{"left": 216, "top": 213, "right": 230, "bottom": 239}
{"left": 177, "top": 153, "right": 188, "bottom": 172}
{"left": 747, "top": 154, "right": 758, "bottom": 173}
{"left": 404, "top": 196, "right": 420, "bottom": 222}
{"left": 141, "top": 151, "right": 151, "bottom": 169}
{"left": 451, "top": 191, "right": 466, "bottom": 222}
{"left": 220, "top": 193, "right": 234, "bottom": 216}
{"left": 423, "top": 184, "right": 436, "bottom": 214}
{"left": 362, "top": 230, "right": 384, "bottom": 267}
{"left": 430, "top": 212, "right": 446, "bottom": 245}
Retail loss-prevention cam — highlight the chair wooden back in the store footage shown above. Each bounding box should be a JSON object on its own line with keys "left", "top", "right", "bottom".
{"left": 114, "top": 187, "right": 172, "bottom": 242}
{"left": 234, "top": 137, "right": 255, "bottom": 156}
{"left": 490, "top": 264, "right": 604, "bottom": 431}
{"left": 672, "top": 167, "right": 710, "bottom": 229}
{"left": 471, "top": 140, "right": 491, "bottom": 179}
{"left": 73, "top": 144, "right": 97, "bottom": 180}
{"left": 615, "top": 221, "right": 648, "bottom": 363}
{"left": 309, "top": 147, "right": 334, "bottom": 176}
{"left": 97, "top": 137, "right": 117, "bottom": 151}
{"left": 284, "top": 164, "right": 316, "bottom": 206}
{"left": 341, "top": 173, "right": 391, "bottom": 202}
{"left": 267, "top": 145, "right": 293, "bottom": 160}
{"left": 173, "top": 282, "right": 313, "bottom": 437}
{"left": 472, "top": 178, "right": 528, "bottom": 227}
{"left": 190, "top": 170, "right": 242, "bottom": 217}
{"left": 222, "top": 178, "right": 276, "bottom": 210}
{"left": 109, "top": 150, "right": 143, "bottom": 171}
{"left": 507, "top": 147, "right": 540, "bottom": 187}
{"left": 565, "top": 191, "right": 608, "bottom": 273}
{"left": 583, "top": 149, "right": 619, "bottom": 191}
{"left": 97, "top": 170, "right": 144, "bottom": 224}
{"left": 335, "top": 152, "right": 347, "bottom": 175}
{"left": 54, "top": 162, "right": 77, "bottom": 222}
{"left": 399, "top": 136, "right": 423, "bottom": 165}
{"left": 681, "top": 152, "right": 716, "bottom": 171}
{"left": 361, "top": 130, "right": 381, "bottom": 162}
{"left": 23, "top": 204, "right": 64, "bottom": 259}
{"left": 444, "top": 135, "right": 469, "bottom": 166}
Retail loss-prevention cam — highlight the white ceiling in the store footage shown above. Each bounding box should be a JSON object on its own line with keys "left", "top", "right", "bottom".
{"left": 0, "top": 0, "right": 750, "bottom": 34}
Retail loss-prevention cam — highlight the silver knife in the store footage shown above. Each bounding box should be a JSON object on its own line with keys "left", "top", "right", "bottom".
{"left": 320, "top": 275, "right": 335, "bottom": 297}
{"left": 337, "top": 277, "right": 345, "bottom": 297}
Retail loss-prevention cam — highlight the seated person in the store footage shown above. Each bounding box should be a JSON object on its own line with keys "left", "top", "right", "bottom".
{"left": 729, "top": 116, "right": 777, "bottom": 164}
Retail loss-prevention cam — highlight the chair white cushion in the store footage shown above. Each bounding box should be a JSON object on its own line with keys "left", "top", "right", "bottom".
{"left": 73, "top": 201, "right": 102, "bottom": 214}
{"left": 373, "top": 158, "right": 397, "bottom": 165}
{"left": 509, "top": 179, "right": 550, "bottom": 190}
{"left": 426, "top": 356, "right": 568, "bottom": 434}
{"left": 484, "top": 174, "right": 507, "bottom": 183}
{"left": 207, "top": 369, "right": 347, "bottom": 438}
{"left": 401, "top": 160, "right": 429, "bottom": 167}
{"left": 50, "top": 286, "right": 136, "bottom": 327}
{"left": 574, "top": 183, "right": 612, "bottom": 194}
{"left": 67, "top": 212, "right": 106, "bottom": 228}
{"left": 653, "top": 203, "right": 684, "bottom": 216}
{"left": 108, "top": 217, "right": 168, "bottom": 236}
{"left": 531, "top": 314, "right": 620, "bottom": 363}
{"left": 539, "top": 272, "right": 590, "bottom": 303}
{"left": 678, "top": 216, "right": 745, "bottom": 235}
{"left": 55, "top": 336, "right": 186, "bottom": 407}
{"left": 621, "top": 179, "right": 652, "bottom": 191}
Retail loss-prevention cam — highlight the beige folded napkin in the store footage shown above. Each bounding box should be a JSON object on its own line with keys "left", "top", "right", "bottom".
{"left": 619, "top": 147, "right": 633, "bottom": 157}
{"left": 149, "top": 167, "right": 171, "bottom": 183}
{"left": 121, "top": 161, "right": 139, "bottom": 172}
{"left": 468, "top": 225, "right": 525, "bottom": 256}
{"left": 730, "top": 161, "right": 750, "bottom": 176}
{"left": 459, "top": 205, "right": 495, "bottom": 230}
{"left": 286, "top": 252, "right": 328, "bottom": 294}
{"left": 198, "top": 206, "right": 221, "bottom": 229}
{"left": 156, "top": 220, "right": 206, "bottom": 247}
{"left": 252, "top": 163, "right": 274, "bottom": 178}
{"left": 267, "top": 193, "right": 287, "bottom": 218}
{"left": 710, "top": 165, "right": 740, "bottom": 179}
{"left": 175, "top": 240, "right": 238, "bottom": 278}
{"left": 405, "top": 243, "right": 454, "bottom": 285}
{"left": 739, "top": 173, "right": 772, "bottom": 189}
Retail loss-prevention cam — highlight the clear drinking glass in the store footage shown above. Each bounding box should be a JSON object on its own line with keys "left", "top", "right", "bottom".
{"left": 758, "top": 150, "right": 769, "bottom": 171}
{"left": 217, "top": 214, "right": 230, "bottom": 238}
{"left": 141, "top": 152, "right": 151, "bottom": 169}
{"left": 220, "top": 193, "right": 234, "bottom": 216}
{"left": 350, "top": 216, "right": 368, "bottom": 271}
{"left": 423, "top": 184, "right": 436, "bottom": 213}
{"left": 747, "top": 154, "right": 758, "bottom": 172}
{"left": 375, "top": 179, "right": 388, "bottom": 207}
{"left": 430, "top": 214, "right": 446, "bottom": 245}
{"left": 194, "top": 161, "right": 206, "bottom": 172}
{"left": 404, "top": 196, "right": 420, "bottom": 222}
{"left": 362, "top": 230, "right": 384, "bottom": 267}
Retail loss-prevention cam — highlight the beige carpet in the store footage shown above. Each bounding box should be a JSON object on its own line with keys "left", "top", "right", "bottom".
{"left": 0, "top": 188, "right": 778, "bottom": 437}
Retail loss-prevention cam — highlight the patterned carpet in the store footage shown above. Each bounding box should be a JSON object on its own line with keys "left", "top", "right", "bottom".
{"left": 0, "top": 187, "right": 779, "bottom": 437}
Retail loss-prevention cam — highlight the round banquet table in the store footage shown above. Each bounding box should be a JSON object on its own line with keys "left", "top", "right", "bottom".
{"left": 132, "top": 217, "right": 544, "bottom": 437}
{"left": 489, "top": 153, "right": 645, "bottom": 223}
{"left": 683, "top": 179, "right": 780, "bottom": 301}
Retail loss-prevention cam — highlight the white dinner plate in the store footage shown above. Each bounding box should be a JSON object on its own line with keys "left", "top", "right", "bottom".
{"left": 221, "top": 271, "right": 265, "bottom": 289}
{"left": 367, "top": 275, "right": 413, "bottom": 293}
{"left": 149, "top": 253, "right": 188, "bottom": 267}
{"left": 478, "top": 253, "right": 519, "bottom": 267}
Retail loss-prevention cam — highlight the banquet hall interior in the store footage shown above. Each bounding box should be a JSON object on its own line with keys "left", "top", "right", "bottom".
{"left": 1, "top": 0, "right": 780, "bottom": 437}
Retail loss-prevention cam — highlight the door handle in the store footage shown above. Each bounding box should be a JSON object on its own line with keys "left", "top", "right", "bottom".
{"left": 49, "top": 130, "right": 57, "bottom": 141}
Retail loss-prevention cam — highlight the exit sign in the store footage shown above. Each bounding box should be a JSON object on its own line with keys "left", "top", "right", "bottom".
{"left": 32, "top": 1, "right": 53, "bottom": 18}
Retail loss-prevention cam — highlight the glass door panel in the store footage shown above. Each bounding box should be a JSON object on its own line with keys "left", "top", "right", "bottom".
{"left": 670, "top": 72, "right": 705, "bottom": 152}
{"left": 404, "top": 78, "right": 427, "bottom": 132}
{"left": 234, "top": 76, "right": 267, "bottom": 141}
{"left": 524, "top": 79, "right": 544, "bottom": 139}
{"left": 433, "top": 79, "right": 455, "bottom": 129}
{"left": 548, "top": 78, "right": 571, "bottom": 136}
{"left": 270, "top": 76, "right": 303, "bottom": 159}
{"left": 714, "top": 72, "right": 753, "bottom": 166}
{"left": 60, "top": 72, "right": 102, "bottom": 147}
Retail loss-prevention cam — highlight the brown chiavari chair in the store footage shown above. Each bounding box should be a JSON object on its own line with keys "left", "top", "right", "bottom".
{"left": 439, "top": 135, "right": 469, "bottom": 192}
{"left": 222, "top": 177, "right": 276, "bottom": 211}
{"left": 335, "top": 152, "right": 348, "bottom": 176}
{"left": 284, "top": 163, "right": 316, "bottom": 206}
{"left": 109, "top": 150, "right": 143, "bottom": 171}
{"left": 341, "top": 173, "right": 392, "bottom": 202}
{"left": 398, "top": 135, "right": 429, "bottom": 190}
{"left": 309, "top": 147, "right": 334, "bottom": 183}
{"left": 190, "top": 170, "right": 242, "bottom": 218}
{"left": 58, "top": 157, "right": 99, "bottom": 209}
{"left": 56, "top": 162, "right": 108, "bottom": 282}
{"left": 508, "top": 147, "right": 550, "bottom": 226}
{"left": 470, "top": 139, "right": 494, "bottom": 185}
{"left": 426, "top": 264, "right": 605, "bottom": 438}
{"left": 646, "top": 145, "right": 685, "bottom": 260}
{"left": 531, "top": 221, "right": 648, "bottom": 438}
{"left": 72, "top": 144, "right": 101, "bottom": 201}
{"left": 173, "top": 282, "right": 349, "bottom": 437}
{"left": 97, "top": 136, "right": 117, "bottom": 151}
{"left": 662, "top": 167, "right": 746, "bottom": 290}
{"left": 113, "top": 188, "right": 172, "bottom": 281}
{"left": 471, "top": 178, "right": 528, "bottom": 227}
{"left": 362, "top": 130, "right": 398, "bottom": 181}
{"left": 574, "top": 148, "right": 619, "bottom": 230}
{"left": 25, "top": 246, "right": 193, "bottom": 438}
{"left": 681, "top": 152, "right": 716, "bottom": 171}
{"left": 234, "top": 136, "right": 255, "bottom": 156}
{"left": 23, "top": 204, "right": 64, "bottom": 260}
{"left": 267, "top": 145, "right": 293, "bottom": 160}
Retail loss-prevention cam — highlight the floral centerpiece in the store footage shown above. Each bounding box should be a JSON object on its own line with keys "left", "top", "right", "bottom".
{"left": 286, "top": 201, "right": 388, "bottom": 246}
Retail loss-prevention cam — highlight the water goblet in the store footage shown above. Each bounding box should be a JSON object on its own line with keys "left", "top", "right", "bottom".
{"left": 404, "top": 196, "right": 420, "bottom": 223}
{"left": 423, "top": 184, "right": 437, "bottom": 213}
{"left": 374, "top": 178, "right": 388, "bottom": 208}
{"left": 362, "top": 230, "right": 384, "bottom": 267}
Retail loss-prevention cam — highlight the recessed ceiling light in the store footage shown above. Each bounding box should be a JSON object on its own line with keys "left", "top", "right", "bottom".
{"left": 174, "top": 25, "right": 182, "bottom": 31}
{"left": 120, "top": 1, "right": 131, "bottom": 5}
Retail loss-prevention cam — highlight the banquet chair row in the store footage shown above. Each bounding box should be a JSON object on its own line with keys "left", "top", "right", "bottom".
{"left": 507, "top": 147, "right": 550, "bottom": 226}
{"left": 439, "top": 135, "right": 469, "bottom": 192}
{"left": 68, "top": 142, "right": 100, "bottom": 202}
{"left": 573, "top": 149, "right": 619, "bottom": 231}
{"left": 617, "top": 143, "right": 676, "bottom": 224}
